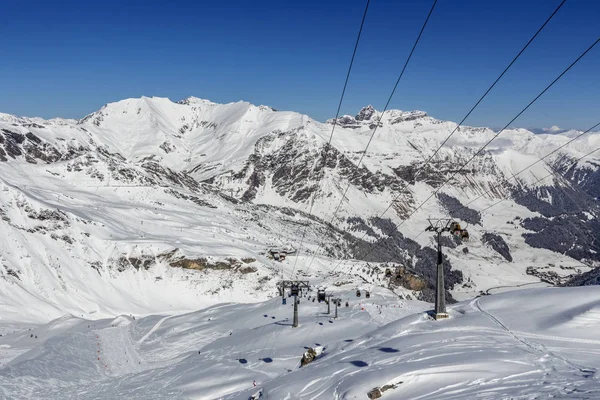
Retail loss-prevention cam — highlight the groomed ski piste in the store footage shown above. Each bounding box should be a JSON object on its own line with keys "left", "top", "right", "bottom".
{"left": 1, "top": 285, "right": 599, "bottom": 399}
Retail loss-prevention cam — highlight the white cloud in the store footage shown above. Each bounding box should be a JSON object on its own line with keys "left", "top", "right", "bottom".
{"left": 543, "top": 125, "right": 561, "bottom": 133}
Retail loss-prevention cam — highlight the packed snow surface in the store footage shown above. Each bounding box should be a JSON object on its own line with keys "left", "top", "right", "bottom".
{"left": 1, "top": 286, "right": 599, "bottom": 399}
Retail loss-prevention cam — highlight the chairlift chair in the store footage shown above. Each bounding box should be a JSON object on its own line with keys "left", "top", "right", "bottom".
{"left": 450, "top": 221, "right": 462, "bottom": 236}
{"left": 461, "top": 229, "right": 470, "bottom": 241}
{"left": 356, "top": 289, "right": 361, "bottom": 297}
{"left": 365, "top": 291, "right": 370, "bottom": 299}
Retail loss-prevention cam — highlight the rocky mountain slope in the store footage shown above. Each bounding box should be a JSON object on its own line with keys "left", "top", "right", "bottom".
{"left": 1, "top": 96, "right": 599, "bottom": 321}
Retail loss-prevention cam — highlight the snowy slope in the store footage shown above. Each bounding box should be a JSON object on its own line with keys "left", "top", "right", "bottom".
{"left": 1, "top": 286, "right": 599, "bottom": 399}
{"left": 1, "top": 96, "right": 599, "bottom": 322}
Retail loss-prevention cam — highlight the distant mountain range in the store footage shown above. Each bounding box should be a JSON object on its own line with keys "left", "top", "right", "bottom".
{"left": 1, "top": 96, "right": 599, "bottom": 321}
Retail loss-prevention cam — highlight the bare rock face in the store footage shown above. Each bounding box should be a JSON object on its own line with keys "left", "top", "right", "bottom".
{"left": 355, "top": 105, "right": 376, "bottom": 121}
{"left": 300, "top": 347, "right": 319, "bottom": 367}
{"left": 367, "top": 382, "right": 403, "bottom": 399}
{"left": 238, "top": 265, "right": 258, "bottom": 274}
{"left": 393, "top": 266, "right": 428, "bottom": 291}
{"left": 158, "top": 250, "right": 244, "bottom": 271}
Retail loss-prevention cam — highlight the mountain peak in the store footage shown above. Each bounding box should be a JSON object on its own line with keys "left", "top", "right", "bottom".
{"left": 356, "top": 105, "right": 377, "bottom": 121}
{"left": 177, "top": 96, "right": 217, "bottom": 106}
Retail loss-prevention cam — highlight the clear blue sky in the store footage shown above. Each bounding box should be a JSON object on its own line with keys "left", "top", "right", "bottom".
{"left": 1, "top": 0, "right": 598, "bottom": 130}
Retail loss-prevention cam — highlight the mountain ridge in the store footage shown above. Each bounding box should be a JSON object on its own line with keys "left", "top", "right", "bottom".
{"left": 0, "top": 95, "right": 599, "bottom": 323}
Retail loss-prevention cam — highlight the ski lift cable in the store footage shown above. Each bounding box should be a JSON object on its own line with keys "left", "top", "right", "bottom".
{"left": 375, "top": 36, "right": 599, "bottom": 239}
{"left": 259, "top": 294, "right": 323, "bottom": 367}
{"left": 440, "top": 120, "right": 600, "bottom": 219}
{"left": 220, "top": 310, "right": 277, "bottom": 385}
{"left": 302, "top": 0, "right": 439, "bottom": 276}
{"left": 289, "top": 0, "right": 371, "bottom": 280}
{"left": 327, "top": 38, "right": 600, "bottom": 275}
{"left": 400, "top": 140, "right": 600, "bottom": 272}
{"left": 475, "top": 145, "right": 600, "bottom": 270}
{"left": 411, "top": 0, "right": 567, "bottom": 182}
{"left": 409, "top": 136, "right": 600, "bottom": 266}
{"left": 305, "top": 0, "right": 565, "bottom": 276}
{"left": 292, "top": 298, "right": 334, "bottom": 359}
{"left": 478, "top": 145, "right": 600, "bottom": 215}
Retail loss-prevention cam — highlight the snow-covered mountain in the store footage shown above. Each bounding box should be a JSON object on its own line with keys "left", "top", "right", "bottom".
{"left": 1, "top": 96, "right": 599, "bottom": 323}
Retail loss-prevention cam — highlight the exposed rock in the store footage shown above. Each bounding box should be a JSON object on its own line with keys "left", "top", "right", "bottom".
{"left": 356, "top": 105, "right": 376, "bottom": 121}
{"left": 5, "top": 268, "right": 21, "bottom": 280}
{"left": 111, "top": 256, "right": 155, "bottom": 272}
{"left": 126, "top": 256, "right": 154, "bottom": 271}
{"left": 367, "top": 381, "right": 403, "bottom": 399}
{"left": 300, "top": 346, "right": 323, "bottom": 367}
{"left": 169, "top": 258, "right": 209, "bottom": 270}
{"left": 89, "top": 261, "right": 102, "bottom": 276}
{"left": 25, "top": 132, "right": 42, "bottom": 144}
{"left": 168, "top": 256, "right": 241, "bottom": 271}
{"left": 367, "top": 388, "right": 382, "bottom": 399}
{"left": 165, "top": 188, "right": 217, "bottom": 209}
{"left": 393, "top": 266, "right": 428, "bottom": 291}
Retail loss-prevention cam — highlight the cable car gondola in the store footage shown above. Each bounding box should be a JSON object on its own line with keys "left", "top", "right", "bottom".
{"left": 450, "top": 221, "right": 462, "bottom": 236}
{"left": 290, "top": 284, "right": 299, "bottom": 297}
{"left": 461, "top": 229, "right": 470, "bottom": 241}
{"left": 317, "top": 287, "right": 326, "bottom": 302}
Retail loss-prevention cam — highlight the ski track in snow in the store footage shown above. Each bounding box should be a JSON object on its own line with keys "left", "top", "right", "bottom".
{"left": 135, "top": 315, "right": 172, "bottom": 346}
{"left": 474, "top": 297, "right": 597, "bottom": 390}
{"left": 2, "top": 287, "right": 600, "bottom": 399}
